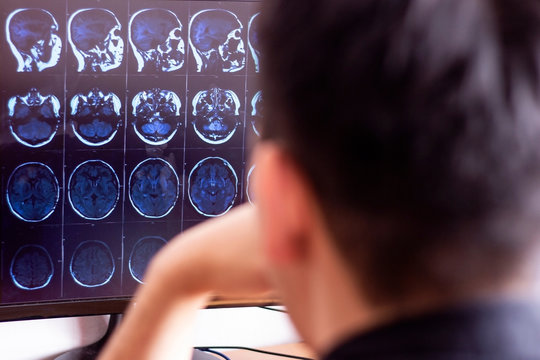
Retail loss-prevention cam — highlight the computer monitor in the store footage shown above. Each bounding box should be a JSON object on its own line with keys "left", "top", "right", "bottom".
{"left": 0, "top": 0, "right": 267, "bottom": 321}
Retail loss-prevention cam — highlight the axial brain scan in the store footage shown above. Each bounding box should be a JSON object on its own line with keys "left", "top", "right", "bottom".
{"left": 7, "top": 88, "right": 61, "bottom": 148}
{"left": 248, "top": 13, "right": 261, "bottom": 72}
{"left": 6, "top": 8, "right": 62, "bottom": 72}
{"left": 68, "top": 160, "right": 120, "bottom": 220}
{"left": 68, "top": 8, "right": 124, "bottom": 72}
{"left": 189, "top": 9, "right": 245, "bottom": 73}
{"left": 192, "top": 87, "right": 241, "bottom": 144}
{"left": 250, "top": 90, "right": 263, "bottom": 136}
{"left": 129, "top": 158, "right": 179, "bottom": 218}
{"left": 129, "top": 9, "right": 185, "bottom": 73}
{"left": 131, "top": 88, "right": 182, "bottom": 145}
{"left": 129, "top": 236, "right": 167, "bottom": 283}
{"left": 7, "top": 162, "right": 59, "bottom": 222}
{"left": 188, "top": 157, "right": 238, "bottom": 217}
{"left": 246, "top": 164, "right": 255, "bottom": 204}
{"left": 10, "top": 245, "right": 54, "bottom": 290}
{"left": 70, "top": 241, "right": 115, "bottom": 287}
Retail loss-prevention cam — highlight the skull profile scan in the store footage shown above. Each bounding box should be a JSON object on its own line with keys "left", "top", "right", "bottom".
{"left": 250, "top": 90, "right": 263, "bottom": 136}
{"left": 10, "top": 245, "right": 54, "bottom": 290}
{"left": 131, "top": 88, "right": 182, "bottom": 145}
{"left": 129, "top": 236, "right": 167, "bottom": 283}
{"left": 192, "top": 87, "right": 241, "bottom": 144}
{"left": 67, "top": 8, "right": 124, "bottom": 72}
{"left": 189, "top": 9, "right": 245, "bottom": 73}
{"left": 70, "top": 240, "right": 115, "bottom": 288}
{"left": 129, "top": 9, "right": 185, "bottom": 73}
{"left": 248, "top": 13, "right": 261, "bottom": 72}
{"left": 5, "top": 8, "right": 62, "bottom": 72}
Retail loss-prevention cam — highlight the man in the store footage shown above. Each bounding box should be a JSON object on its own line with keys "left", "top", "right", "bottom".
{"left": 99, "top": 0, "right": 540, "bottom": 359}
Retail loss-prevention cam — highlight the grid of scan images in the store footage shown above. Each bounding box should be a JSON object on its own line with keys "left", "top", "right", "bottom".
{"left": 0, "top": 0, "right": 262, "bottom": 304}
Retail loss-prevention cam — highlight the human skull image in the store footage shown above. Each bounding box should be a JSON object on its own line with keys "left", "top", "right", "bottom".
{"left": 11, "top": 245, "right": 54, "bottom": 290}
{"left": 246, "top": 164, "right": 256, "bottom": 204}
{"left": 70, "top": 240, "right": 115, "bottom": 288}
{"left": 6, "top": 8, "right": 62, "bottom": 72}
{"left": 250, "top": 90, "right": 263, "bottom": 137}
{"left": 248, "top": 13, "right": 261, "bottom": 72}
{"left": 192, "top": 87, "right": 241, "bottom": 144}
{"left": 129, "top": 236, "right": 167, "bottom": 283}
{"left": 189, "top": 9, "right": 245, "bottom": 73}
{"left": 129, "top": 9, "right": 185, "bottom": 73}
{"left": 68, "top": 8, "right": 124, "bottom": 72}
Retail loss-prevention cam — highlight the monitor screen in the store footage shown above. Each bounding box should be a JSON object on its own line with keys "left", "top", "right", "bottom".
{"left": 0, "top": 0, "right": 264, "bottom": 321}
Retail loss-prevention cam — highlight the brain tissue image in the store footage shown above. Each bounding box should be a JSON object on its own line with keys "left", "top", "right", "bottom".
{"left": 6, "top": 8, "right": 62, "bottom": 72}
{"left": 192, "top": 87, "right": 241, "bottom": 144}
{"left": 7, "top": 88, "right": 61, "bottom": 148}
{"left": 131, "top": 88, "right": 182, "bottom": 145}
{"left": 129, "top": 236, "right": 167, "bottom": 283}
{"left": 68, "top": 160, "right": 120, "bottom": 220}
{"left": 68, "top": 8, "right": 124, "bottom": 72}
{"left": 189, "top": 9, "right": 245, "bottom": 73}
{"left": 129, "top": 9, "right": 185, "bottom": 73}
{"left": 248, "top": 13, "right": 260, "bottom": 72}
{"left": 250, "top": 90, "right": 263, "bottom": 136}
{"left": 7, "top": 162, "right": 59, "bottom": 222}
{"left": 188, "top": 157, "right": 238, "bottom": 217}
{"left": 70, "top": 240, "right": 115, "bottom": 287}
{"left": 10, "top": 245, "right": 54, "bottom": 290}
{"left": 129, "top": 158, "right": 179, "bottom": 218}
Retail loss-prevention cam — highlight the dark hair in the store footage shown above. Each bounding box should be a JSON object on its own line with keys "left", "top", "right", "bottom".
{"left": 260, "top": 0, "right": 540, "bottom": 304}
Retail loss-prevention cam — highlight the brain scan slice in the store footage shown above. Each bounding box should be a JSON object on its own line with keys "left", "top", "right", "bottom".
{"left": 68, "top": 8, "right": 124, "bottom": 72}
{"left": 250, "top": 90, "right": 263, "bottom": 136}
{"left": 129, "top": 158, "right": 179, "bottom": 218}
{"left": 189, "top": 9, "right": 245, "bottom": 73}
{"left": 248, "top": 13, "right": 261, "bottom": 72}
{"left": 246, "top": 164, "right": 255, "bottom": 204}
{"left": 129, "top": 9, "right": 185, "bottom": 72}
{"left": 10, "top": 245, "right": 54, "bottom": 290}
{"left": 188, "top": 157, "right": 238, "bottom": 217}
{"left": 70, "top": 241, "right": 115, "bottom": 287}
{"left": 129, "top": 236, "right": 167, "bottom": 283}
{"left": 6, "top": 8, "right": 62, "bottom": 72}
{"left": 68, "top": 160, "right": 120, "bottom": 220}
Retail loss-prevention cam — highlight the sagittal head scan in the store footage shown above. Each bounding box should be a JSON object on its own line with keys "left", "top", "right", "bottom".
{"left": 129, "top": 236, "right": 167, "bottom": 283}
{"left": 246, "top": 164, "right": 255, "bottom": 204}
{"left": 10, "top": 245, "right": 54, "bottom": 290}
{"left": 129, "top": 158, "right": 179, "bottom": 218}
{"left": 6, "top": 8, "right": 62, "bottom": 72}
{"left": 189, "top": 9, "right": 245, "bottom": 73}
{"left": 68, "top": 160, "right": 120, "bottom": 220}
{"left": 70, "top": 88, "right": 122, "bottom": 146}
{"left": 7, "top": 88, "right": 61, "bottom": 148}
{"left": 129, "top": 9, "right": 185, "bottom": 73}
{"left": 7, "top": 162, "right": 59, "bottom": 222}
{"left": 250, "top": 90, "right": 263, "bottom": 136}
{"left": 68, "top": 8, "right": 124, "bottom": 72}
{"left": 70, "top": 241, "right": 115, "bottom": 288}
{"left": 192, "top": 87, "right": 241, "bottom": 144}
{"left": 248, "top": 13, "right": 261, "bottom": 72}
{"left": 188, "top": 157, "right": 238, "bottom": 217}
{"left": 132, "top": 88, "right": 182, "bottom": 145}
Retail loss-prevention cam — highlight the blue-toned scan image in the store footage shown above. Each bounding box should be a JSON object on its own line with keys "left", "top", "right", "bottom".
{"left": 70, "top": 240, "right": 115, "bottom": 287}
{"left": 68, "top": 8, "right": 124, "bottom": 72}
{"left": 131, "top": 88, "right": 182, "bottom": 145}
{"left": 192, "top": 87, "right": 241, "bottom": 144}
{"left": 6, "top": 8, "right": 62, "bottom": 72}
{"left": 246, "top": 164, "right": 255, "bottom": 204}
{"left": 10, "top": 245, "right": 54, "bottom": 290}
{"left": 129, "top": 9, "right": 184, "bottom": 73}
{"left": 188, "top": 157, "right": 238, "bottom": 217}
{"left": 129, "top": 236, "right": 167, "bottom": 283}
{"left": 129, "top": 158, "right": 179, "bottom": 218}
{"left": 248, "top": 13, "right": 260, "bottom": 72}
{"left": 70, "top": 88, "right": 122, "bottom": 146}
{"left": 250, "top": 90, "right": 263, "bottom": 137}
{"left": 7, "top": 162, "right": 59, "bottom": 222}
{"left": 68, "top": 160, "right": 120, "bottom": 220}
{"left": 189, "top": 9, "right": 245, "bottom": 73}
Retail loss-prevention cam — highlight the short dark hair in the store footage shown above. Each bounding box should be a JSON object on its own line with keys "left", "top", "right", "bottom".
{"left": 260, "top": 0, "right": 540, "bottom": 305}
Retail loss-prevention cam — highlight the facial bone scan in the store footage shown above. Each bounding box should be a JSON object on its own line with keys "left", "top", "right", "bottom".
{"left": 246, "top": 164, "right": 255, "bottom": 204}
{"left": 129, "top": 158, "right": 179, "bottom": 218}
{"left": 250, "top": 90, "right": 263, "bottom": 136}
{"left": 129, "top": 9, "right": 185, "bottom": 73}
{"left": 10, "top": 245, "right": 54, "bottom": 290}
{"left": 6, "top": 9, "right": 62, "bottom": 72}
{"left": 68, "top": 160, "right": 120, "bottom": 220}
{"left": 7, "top": 162, "right": 59, "bottom": 222}
{"left": 189, "top": 9, "right": 245, "bottom": 73}
{"left": 188, "top": 157, "right": 238, "bottom": 217}
{"left": 68, "top": 8, "right": 124, "bottom": 72}
{"left": 131, "top": 88, "right": 182, "bottom": 145}
{"left": 7, "top": 88, "right": 61, "bottom": 148}
{"left": 248, "top": 13, "right": 260, "bottom": 72}
{"left": 129, "top": 236, "right": 167, "bottom": 283}
{"left": 70, "top": 241, "right": 115, "bottom": 288}
{"left": 192, "top": 87, "right": 241, "bottom": 144}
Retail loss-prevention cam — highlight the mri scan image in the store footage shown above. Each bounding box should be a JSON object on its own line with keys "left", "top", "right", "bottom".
{"left": 10, "top": 245, "right": 54, "bottom": 290}
{"left": 6, "top": 8, "right": 62, "bottom": 72}
{"left": 68, "top": 8, "right": 124, "bottom": 72}
{"left": 129, "top": 236, "right": 167, "bottom": 283}
{"left": 7, "top": 88, "right": 61, "bottom": 148}
{"left": 246, "top": 164, "right": 255, "bottom": 204}
{"left": 192, "top": 87, "right": 241, "bottom": 144}
{"left": 250, "top": 90, "right": 263, "bottom": 136}
{"left": 129, "top": 158, "right": 179, "bottom": 218}
{"left": 7, "top": 162, "right": 59, "bottom": 222}
{"left": 188, "top": 157, "right": 238, "bottom": 217}
{"left": 68, "top": 160, "right": 120, "bottom": 220}
{"left": 129, "top": 9, "right": 185, "bottom": 73}
{"left": 70, "top": 240, "right": 115, "bottom": 288}
{"left": 131, "top": 88, "right": 182, "bottom": 145}
{"left": 248, "top": 13, "right": 260, "bottom": 72}
{"left": 189, "top": 9, "right": 245, "bottom": 73}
